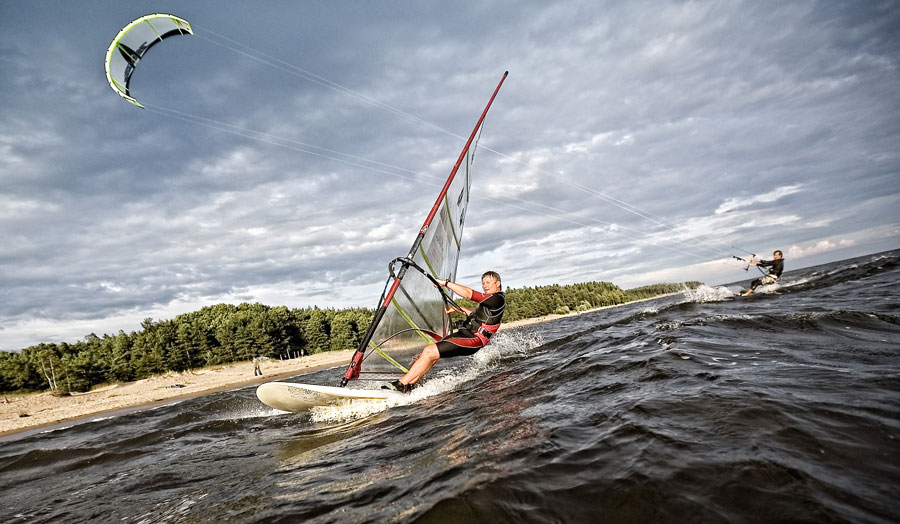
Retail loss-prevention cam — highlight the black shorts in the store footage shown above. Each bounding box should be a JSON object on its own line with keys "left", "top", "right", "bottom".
{"left": 435, "top": 329, "right": 487, "bottom": 358}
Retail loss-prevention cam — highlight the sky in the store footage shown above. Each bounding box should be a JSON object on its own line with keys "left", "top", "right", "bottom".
{"left": 2, "top": 1, "right": 899, "bottom": 351}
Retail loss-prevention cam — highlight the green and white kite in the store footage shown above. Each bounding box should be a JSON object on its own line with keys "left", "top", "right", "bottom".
{"left": 104, "top": 13, "right": 193, "bottom": 108}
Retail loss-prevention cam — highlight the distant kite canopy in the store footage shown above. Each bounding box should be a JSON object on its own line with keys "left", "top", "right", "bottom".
{"left": 104, "top": 13, "right": 193, "bottom": 108}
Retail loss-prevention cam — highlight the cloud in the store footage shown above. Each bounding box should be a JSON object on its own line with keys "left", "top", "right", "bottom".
{"left": 2, "top": 1, "right": 899, "bottom": 350}
{"left": 715, "top": 184, "right": 804, "bottom": 215}
{"left": 786, "top": 239, "right": 856, "bottom": 259}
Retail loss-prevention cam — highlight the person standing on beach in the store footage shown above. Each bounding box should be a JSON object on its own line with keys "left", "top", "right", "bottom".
{"left": 253, "top": 357, "right": 263, "bottom": 376}
{"left": 383, "top": 271, "right": 505, "bottom": 393}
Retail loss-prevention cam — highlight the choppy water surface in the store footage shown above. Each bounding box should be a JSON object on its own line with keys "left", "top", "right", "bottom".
{"left": 2, "top": 250, "right": 899, "bottom": 523}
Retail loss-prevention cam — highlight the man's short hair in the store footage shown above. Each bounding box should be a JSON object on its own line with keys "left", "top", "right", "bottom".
{"left": 482, "top": 271, "right": 501, "bottom": 288}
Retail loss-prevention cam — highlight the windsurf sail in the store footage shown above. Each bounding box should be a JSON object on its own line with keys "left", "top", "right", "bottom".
{"left": 341, "top": 71, "right": 508, "bottom": 386}
{"left": 105, "top": 13, "right": 193, "bottom": 108}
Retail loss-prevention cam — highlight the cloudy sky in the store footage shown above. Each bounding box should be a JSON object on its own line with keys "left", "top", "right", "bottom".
{"left": 2, "top": 1, "right": 898, "bottom": 350}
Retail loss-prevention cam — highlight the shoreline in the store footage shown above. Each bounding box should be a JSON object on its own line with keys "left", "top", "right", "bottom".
{"left": 0, "top": 293, "right": 678, "bottom": 437}
{"left": 1, "top": 350, "right": 355, "bottom": 438}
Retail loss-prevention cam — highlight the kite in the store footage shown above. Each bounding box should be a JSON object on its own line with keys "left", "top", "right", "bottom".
{"left": 105, "top": 14, "right": 193, "bottom": 108}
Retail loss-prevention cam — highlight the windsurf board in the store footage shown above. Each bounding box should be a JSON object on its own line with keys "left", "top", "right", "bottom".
{"left": 256, "top": 381, "right": 404, "bottom": 412}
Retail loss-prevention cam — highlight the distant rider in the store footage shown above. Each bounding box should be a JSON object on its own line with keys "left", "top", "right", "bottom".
{"left": 384, "top": 271, "right": 505, "bottom": 393}
{"left": 742, "top": 250, "right": 784, "bottom": 296}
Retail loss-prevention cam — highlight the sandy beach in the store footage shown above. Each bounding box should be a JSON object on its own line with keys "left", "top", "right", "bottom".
{"left": 0, "top": 350, "right": 354, "bottom": 436}
{"left": 0, "top": 296, "right": 673, "bottom": 437}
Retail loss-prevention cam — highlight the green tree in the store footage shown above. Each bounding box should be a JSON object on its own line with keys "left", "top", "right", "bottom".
{"left": 329, "top": 310, "right": 361, "bottom": 351}
{"left": 302, "top": 308, "right": 330, "bottom": 354}
{"left": 108, "top": 331, "right": 135, "bottom": 382}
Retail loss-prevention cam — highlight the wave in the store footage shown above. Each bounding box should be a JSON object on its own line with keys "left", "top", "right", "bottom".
{"left": 309, "top": 329, "right": 547, "bottom": 423}
{"left": 682, "top": 283, "right": 737, "bottom": 302}
{"left": 2, "top": 249, "right": 899, "bottom": 524}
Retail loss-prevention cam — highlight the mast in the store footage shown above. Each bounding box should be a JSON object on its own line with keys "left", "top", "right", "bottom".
{"left": 341, "top": 71, "right": 508, "bottom": 386}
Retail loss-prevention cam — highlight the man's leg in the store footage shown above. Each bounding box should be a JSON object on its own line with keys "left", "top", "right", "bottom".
{"left": 743, "top": 277, "right": 762, "bottom": 296}
{"left": 399, "top": 344, "right": 440, "bottom": 385}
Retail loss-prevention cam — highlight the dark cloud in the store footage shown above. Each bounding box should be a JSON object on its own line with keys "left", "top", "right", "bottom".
{"left": 1, "top": 0, "right": 899, "bottom": 349}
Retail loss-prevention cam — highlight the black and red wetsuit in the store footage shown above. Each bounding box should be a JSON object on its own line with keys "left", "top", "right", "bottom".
{"left": 436, "top": 290, "right": 506, "bottom": 358}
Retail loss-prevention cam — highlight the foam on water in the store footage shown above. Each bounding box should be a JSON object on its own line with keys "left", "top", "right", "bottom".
{"left": 682, "top": 283, "right": 736, "bottom": 302}
{"left": 309, "top": 329, "right": 545, "bottom": 423}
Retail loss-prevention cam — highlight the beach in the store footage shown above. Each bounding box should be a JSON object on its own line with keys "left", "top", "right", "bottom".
{"left": 0, "top": 350, "right": 354, "bottom": 436}
{"left": 0, "top": 300, "right": 665, "bottom": 437}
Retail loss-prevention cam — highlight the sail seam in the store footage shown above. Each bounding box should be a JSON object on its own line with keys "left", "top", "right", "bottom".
{"left": 391, "top": 296, "right": 438, "bottom": 344}
{"left": 367, "top": 341, "right": 409, "bottom": 373}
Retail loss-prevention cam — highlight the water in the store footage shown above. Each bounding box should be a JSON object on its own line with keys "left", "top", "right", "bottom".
{"left": 2, "top": 250, "right": 899, "bottom": 523}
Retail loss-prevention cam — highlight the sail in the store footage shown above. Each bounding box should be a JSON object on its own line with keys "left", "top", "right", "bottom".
{"left": 342, "top": 72, "right": 508, "bottom": 385}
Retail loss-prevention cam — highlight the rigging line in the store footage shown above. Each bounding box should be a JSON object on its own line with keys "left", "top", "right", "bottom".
{"left": 193, "top": 26, "right": 729, "bottom": 258}
{"left": 478, "top": 143, "right": 734, "bottom": 259}
{"left": 142, "top": 103, "right": 437, "bottom": 182}
{"left": 192, "top": 27, "right": 446, "bottom": 135}
{"left": 731, "top": 244, "right": 757, "bottom": 256}
{"left": 638, "top": 216, "right": 740, "bottom": 257}
{"left": 471, "top": 193, "right": 713, "bottom": 262}
{"left": 143, "top": 103, "right": 711, "bottom": 261}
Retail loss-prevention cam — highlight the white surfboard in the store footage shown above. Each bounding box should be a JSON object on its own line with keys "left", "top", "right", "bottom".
{"left": 256, "top": 381, "right": 404, "bottom": 412}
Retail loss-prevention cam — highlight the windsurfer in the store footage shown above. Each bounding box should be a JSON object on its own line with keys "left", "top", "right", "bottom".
{"left": 384, "top": 271, "right": 506, "bottom": 393}
{"left": 742, "top": 250, "right": 784, "bottom": 296}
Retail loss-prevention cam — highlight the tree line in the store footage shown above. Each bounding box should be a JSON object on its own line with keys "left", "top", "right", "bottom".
{"left": 0, "top": 280, "right": 699, "bottom": 394}
{"left": 500, "top": 280, "right": 699, "bottom": 320}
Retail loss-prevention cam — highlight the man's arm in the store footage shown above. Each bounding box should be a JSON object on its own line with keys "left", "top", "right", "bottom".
{"left": 449, "top": 306, "right": 473, "bottom": 315}
{"left": 435, "top": 279, "right": 474, "bottom": 300}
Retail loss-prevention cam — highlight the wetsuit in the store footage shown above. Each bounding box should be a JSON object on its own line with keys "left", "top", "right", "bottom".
{"left": 436, "top": 290, "right": 506, "bottom": 358}
{"left": 750, "top": 258, "right": 784, "bottom": 289}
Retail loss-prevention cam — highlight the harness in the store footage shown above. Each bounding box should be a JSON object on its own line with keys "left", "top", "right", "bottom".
{"left": 463, "top": 292, "right": 505, "bottom": 344}
{"left": 473, "top": 323, "right": 500, "bottom": 344}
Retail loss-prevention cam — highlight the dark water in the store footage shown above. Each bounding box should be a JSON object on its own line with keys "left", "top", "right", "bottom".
{"left": 2, "top": 250, "right": 899, "bottom": 523}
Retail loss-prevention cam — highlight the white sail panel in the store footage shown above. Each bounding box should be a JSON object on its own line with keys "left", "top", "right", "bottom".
{"left": 359, "top": 131, "right": 478, "bottom": 377}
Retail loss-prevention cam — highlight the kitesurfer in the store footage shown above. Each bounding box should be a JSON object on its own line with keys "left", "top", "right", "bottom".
{"left": 384, "top": 271, "right": 506, "bottom": 393}
{"left": 742, "top": 250, "right": 784, "bottom": 296}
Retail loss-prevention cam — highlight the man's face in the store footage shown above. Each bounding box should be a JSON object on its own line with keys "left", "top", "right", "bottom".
{"left": 774, "top": 252, "right": 783, "bottom": 260}
{"left": 482, "top": 276, "right": 501, "bottom": 294}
